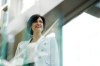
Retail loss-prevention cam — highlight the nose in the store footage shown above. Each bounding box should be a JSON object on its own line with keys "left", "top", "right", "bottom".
{"left": 36, "top": 21, "right": 42, "bottom": 26}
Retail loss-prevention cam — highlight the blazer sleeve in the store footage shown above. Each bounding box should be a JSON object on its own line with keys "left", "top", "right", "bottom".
{"left": 50, "top": 37, "right": 60, "bottom": 66}
{"left": 10, "top": 42, "right": 26, "bottom": 66}
{"left": 14, "top": 42, "right": 22, "bottom": 57}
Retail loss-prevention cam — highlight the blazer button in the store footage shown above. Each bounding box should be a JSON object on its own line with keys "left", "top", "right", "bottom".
{"left": 43, "top": 43, "right": 46, "bottom": 47}
{"left": 38, "top": 56, "right": 42, "bottom": 59}
{"left": 44, "top": 43, "right": 46, "bottom": 45}
{"left": 41, "top": 49, "right": 44, "bottom": 51}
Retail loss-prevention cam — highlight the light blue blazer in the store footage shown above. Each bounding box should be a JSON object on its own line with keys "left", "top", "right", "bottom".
{"left": 14, "top": 35, "right": 60, "bottom": 66}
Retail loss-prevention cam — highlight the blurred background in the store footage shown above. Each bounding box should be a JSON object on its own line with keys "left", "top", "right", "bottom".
{"left": 0, "top": 0, "right": 100, "bottom": 66}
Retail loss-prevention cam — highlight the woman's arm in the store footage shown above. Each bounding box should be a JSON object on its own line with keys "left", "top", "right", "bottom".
{"left": 14, "top": 42, "right": 22, "bottom": 57}
{"left": 50, "top": 37, "right": 60, "bottom": 66}
{"left": 9, "top": 42, "right": 23, "bottom": 66}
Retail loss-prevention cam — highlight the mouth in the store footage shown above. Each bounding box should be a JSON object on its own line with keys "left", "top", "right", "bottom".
{"left": 35, "top": 24, "right": 42, "bottom": 28}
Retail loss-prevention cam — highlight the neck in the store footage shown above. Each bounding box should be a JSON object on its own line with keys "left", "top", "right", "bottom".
{"left": 32, "top": 31, "right": 41, "bottom": 42}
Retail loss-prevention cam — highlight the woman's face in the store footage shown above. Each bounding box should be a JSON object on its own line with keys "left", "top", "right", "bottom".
{"left": 31, "top": 17, "right": 43, "bottom": 33}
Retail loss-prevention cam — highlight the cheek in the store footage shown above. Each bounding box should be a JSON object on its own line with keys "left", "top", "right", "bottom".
{"left": 41, "top": 24, "right": 44, "bottom": 30}
{"left": 31, "top": 24, "right": 35, "bottom": 30}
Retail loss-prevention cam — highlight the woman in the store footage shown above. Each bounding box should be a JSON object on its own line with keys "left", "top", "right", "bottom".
{"left": 14, "top": 14, "right": 60, "bottom": 66}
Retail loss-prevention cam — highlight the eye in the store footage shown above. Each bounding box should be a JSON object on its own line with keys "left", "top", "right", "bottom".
{"left": 39, "top": 20, "right": 43, "bottom": 23}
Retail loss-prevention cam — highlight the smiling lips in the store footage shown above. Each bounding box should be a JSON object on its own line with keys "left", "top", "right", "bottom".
{"left": 35, "top": 24, "right": 42, "bottom": 28}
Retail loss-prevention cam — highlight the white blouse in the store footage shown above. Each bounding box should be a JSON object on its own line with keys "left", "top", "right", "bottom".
{"left": 26, "top": 42, "right": 37, "bottom": 63}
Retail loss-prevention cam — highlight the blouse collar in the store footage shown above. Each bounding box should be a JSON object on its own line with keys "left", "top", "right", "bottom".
{"left": 28, "top": 36, "right": 45, "bottom": 43}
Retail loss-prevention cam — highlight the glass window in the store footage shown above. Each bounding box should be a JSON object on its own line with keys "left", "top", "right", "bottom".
{"left": 1, "top": 0, "right": 7, "bottom": 6}
{"left": 63, "top": 12, "right": 100, "bottom": 66}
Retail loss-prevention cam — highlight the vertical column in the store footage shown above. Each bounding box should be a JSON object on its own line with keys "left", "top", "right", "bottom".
{"left": 0, "top": 8, "right": 8, "bottom": 60}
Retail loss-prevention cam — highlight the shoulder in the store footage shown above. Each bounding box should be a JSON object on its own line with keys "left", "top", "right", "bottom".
{"left": 17, "top": 40, "right": 30, "bottom": 48}
{"left": 45, "top": 33, "right": 56, "bottom": 41}
{"left": 37, "top": 33, "right": 57, "bottom": 47}
{"left": 44, "top": 33, "right": 57, "bottom": 44}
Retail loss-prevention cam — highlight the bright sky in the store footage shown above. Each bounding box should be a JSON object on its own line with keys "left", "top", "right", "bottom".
{"left": 63, "top": 12, "right": 100, "bottom": 66}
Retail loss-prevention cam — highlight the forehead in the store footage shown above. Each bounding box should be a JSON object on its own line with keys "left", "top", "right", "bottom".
{"left": 37, "top": 17, "right": 43, "bottom": 20}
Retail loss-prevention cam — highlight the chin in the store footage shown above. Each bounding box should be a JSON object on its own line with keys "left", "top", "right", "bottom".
{"left": 36, "top": 29, "right": 42, "bottom": 32}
